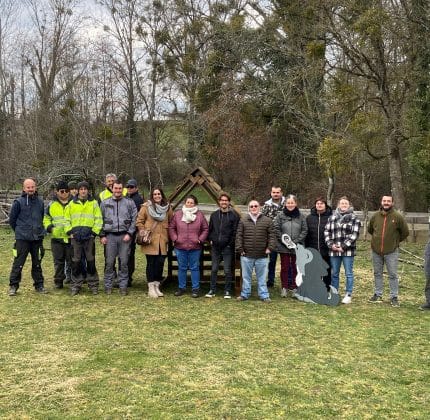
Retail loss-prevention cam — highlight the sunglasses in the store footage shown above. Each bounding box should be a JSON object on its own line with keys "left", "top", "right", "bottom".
{"left": 127, "top": 185, "right": 136, "bottom": 188}
{"left": 58, "top": 189, "right": 69, "bottom": 193}
{"left": 249, "top": 205, "right": 259, "bottom": 208}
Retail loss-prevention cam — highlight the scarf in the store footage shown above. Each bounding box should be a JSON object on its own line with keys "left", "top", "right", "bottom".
{"left": 283, "top": 207, "right": 300, "bottom": 218}
{"left": 148, "top": 200, "right": 170, "bottom": 221}
{"left": 181, "top": 205, "right": 198, "bottom": 223}
{"left": 334, "top": 207, "right": 354, "bottom": 223}
{"left": 248, "top": 212, "right": 260, "bottom": 223}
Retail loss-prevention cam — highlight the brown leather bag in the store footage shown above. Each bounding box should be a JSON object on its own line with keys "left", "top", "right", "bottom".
{"left": 136, "top": 220, "right": 158, "bottom": 245}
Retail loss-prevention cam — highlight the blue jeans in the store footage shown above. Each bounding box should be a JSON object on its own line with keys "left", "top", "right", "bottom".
{"left": 267, "top": 251, "right": 278, "bottom": 286}
{"left": 175, "top": 248, "right": 201, "bottom": 291}
{"left": 330, "top": 256, "right": 354, "bottom": 295}
{"left": 210, "top": 245, "right": 233, "bottom": 292}
{"left": 240, "top": 256, "right": 269, "bottom": 299}
{"left": 372, "top": 249, "right": 399, "bottom": 298}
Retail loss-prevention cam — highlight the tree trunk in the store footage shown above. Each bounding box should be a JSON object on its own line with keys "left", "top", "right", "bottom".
{"left": 386, "top": 135, "right": 405, "bottom": 211}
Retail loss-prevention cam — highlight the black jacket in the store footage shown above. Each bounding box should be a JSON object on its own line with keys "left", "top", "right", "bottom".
{"left": 208, "top": 208, "right": 240, "bottom": 250}
{"left": 305, "top": 206, "right": 332, "bottom": 256}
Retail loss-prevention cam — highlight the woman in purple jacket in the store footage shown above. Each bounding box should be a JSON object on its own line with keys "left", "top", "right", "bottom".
{"left": 169, "top": 195, "right": 209, "bottom": 297}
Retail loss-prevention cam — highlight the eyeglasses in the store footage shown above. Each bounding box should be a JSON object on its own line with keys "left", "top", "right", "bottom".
{"left": 58, "top": 189, "right": 69, "bottom": 193}
{"left": 249, "top": 205, "right": 259, "bottom": 208}
{"left": 127, "top": 186, "right": 136, "bottom": 189}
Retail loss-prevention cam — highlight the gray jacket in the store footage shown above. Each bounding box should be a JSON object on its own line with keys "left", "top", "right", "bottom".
{"left": 273, "top": 210, "right": 308, "bottom": 254}
{"left": 100, "top": 196, "right": 137, "bottom": 236}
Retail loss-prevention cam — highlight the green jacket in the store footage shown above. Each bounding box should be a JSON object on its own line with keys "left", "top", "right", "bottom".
{"left": 43, "top": 198, "right": 70, "bottom": 242}
{"left": 368, "top": 208, "right": 409, "bottom": 255}
{"left": 64, "top": 196, "right": 103, "bottom": 236}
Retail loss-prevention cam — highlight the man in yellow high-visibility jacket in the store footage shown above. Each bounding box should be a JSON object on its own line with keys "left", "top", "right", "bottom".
{"left": 64, "top": 181, "right": 102, "bottom": 296}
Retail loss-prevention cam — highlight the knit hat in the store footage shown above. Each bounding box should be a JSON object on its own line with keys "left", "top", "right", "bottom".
{"left": 56, "top": 180, "right": 69, "bottom": 191}
{"left": 77, "top": 181, "right": 90, "bottom": 190}
{"left": 68, "top": 181, "right": 78, "bottom": 190}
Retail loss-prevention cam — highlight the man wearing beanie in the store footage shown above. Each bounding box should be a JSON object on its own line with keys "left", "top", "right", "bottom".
{"left": 43, "top": 180, "right": 72, "bottom": 289}
{"left": 64, "top": 181, "right": 102, "bottom": 295}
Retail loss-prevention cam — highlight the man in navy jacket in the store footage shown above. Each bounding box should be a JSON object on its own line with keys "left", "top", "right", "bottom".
{"left": 8, "top": 178, "right": 47, "bottom": 296}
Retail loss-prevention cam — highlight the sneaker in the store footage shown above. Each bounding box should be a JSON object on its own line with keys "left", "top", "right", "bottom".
{"left": 205, "top": 290, "right": 216, "bottom": 298}
{"left": 174, "top": 289, "right": 185, "bottom": 297}
{"left": 281, "top": 288, "right": 288, "bottom": 298}
{"left": 191, "top": 289, "right": 200, "bottom": 298}
{"left": 261, "top": 297, "right": 271, "bottom": 303}
{"left": 224, "top": 291, "right": 232, "bottom": 299}
{"left": 369, "top": 294, "right": 383, "bottom": 303}
{"left": 390, "top": 296, "right": 400, "bottom": 307}
{"left": 236, "top": 296, "right": 247, "bottom": 301}
{"left": 8, "top": 286, "right": 17, "bottom": 296}
{"left": 35, "top": 287, "right": 48, "bottom": 294}
{"left": 419, "top": 302, "right": 430, "bottom": 310}
{"left": 342, "top": 294, "right": 352, "bottom": 304}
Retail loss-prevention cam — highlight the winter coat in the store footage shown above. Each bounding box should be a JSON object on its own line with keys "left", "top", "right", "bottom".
{"left": 305, "top": 206, "right": 332, "bottom": 257}
{"left": 235, "top": 213, "right": 276, "bottom": 259}
{"left": 100, "top": 196, "right": 137, "bottom": 236}
{"left": 368, "top": 208, "right": 409, "bottom": 255}
{"left": 169, "top": 209, "right": 209, "bottom": 251}
{"left": 208, "top": 208, "right": 240, "bottom": 250}
{"left": 324, "top": 208, "right": 361, "bottom": 257}
{"left": 136, "top": 203, "right": 173, "bottom": 255}
{"left": 127, "top": 191, "right": 144, "bottom": 212}
{"left": 273, "top": 208, "right": 308, "bottom": 254}
{"left": 9, "top": 192, "right": 45, "bottom": 241}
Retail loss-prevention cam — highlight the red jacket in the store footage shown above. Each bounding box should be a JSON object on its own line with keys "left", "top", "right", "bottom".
{"left": 169, "top": 210, "right": 209, "bottom": 250}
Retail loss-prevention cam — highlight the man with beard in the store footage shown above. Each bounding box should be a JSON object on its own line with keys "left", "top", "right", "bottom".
{"left": 368, "top": 195, "right": 409, "bottom": 307}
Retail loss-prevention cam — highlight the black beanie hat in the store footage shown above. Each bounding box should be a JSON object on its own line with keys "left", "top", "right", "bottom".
{"left": 56, "top": 180, "right": 69, "bottom": 191}
{"left": 77, "top": 181, "right": 90, "bottom": 190}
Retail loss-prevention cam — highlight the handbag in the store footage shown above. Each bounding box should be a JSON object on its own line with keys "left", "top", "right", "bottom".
{"left": 136, "top": 220, "right": 158, "bottom": 245}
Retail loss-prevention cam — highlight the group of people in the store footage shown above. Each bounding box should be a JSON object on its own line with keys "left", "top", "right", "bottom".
{"left": 7, "top": 178, "right": 430, "bottom": 310}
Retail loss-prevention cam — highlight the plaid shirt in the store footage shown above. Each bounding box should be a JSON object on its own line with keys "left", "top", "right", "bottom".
{"left": 324, "top": 210, "right": 361, "bottom": 257}
{"left": 261, "top": 197, "right": 285, "bottom": 220}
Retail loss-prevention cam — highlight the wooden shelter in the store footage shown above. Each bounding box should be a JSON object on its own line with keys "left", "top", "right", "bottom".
{"left": 166, "top": 167, "right": 242, "bottom": 294}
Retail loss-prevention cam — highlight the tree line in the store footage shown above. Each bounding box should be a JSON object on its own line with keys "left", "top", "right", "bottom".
{"left": 0, "top": 0, "right": 429, "bottom": 211}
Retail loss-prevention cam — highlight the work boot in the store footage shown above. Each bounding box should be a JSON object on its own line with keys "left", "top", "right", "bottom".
{"left": 147, "top": 282, "right": 158, "bottom": 298}
{"left": 154, "top": 281, "right": 164, "bottom": 297}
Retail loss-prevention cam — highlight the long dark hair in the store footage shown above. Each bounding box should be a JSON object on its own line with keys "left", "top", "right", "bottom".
{"left": 150, "top": 187, "right": 168, "bottom": 207}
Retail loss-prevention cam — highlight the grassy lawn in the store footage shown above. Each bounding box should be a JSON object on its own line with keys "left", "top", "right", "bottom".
{"left": 0, "top": 227, "right": 428, "bottom": 419}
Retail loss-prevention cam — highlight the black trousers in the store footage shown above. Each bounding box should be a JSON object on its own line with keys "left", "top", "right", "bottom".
{"left": 145, "top": 254, "right": 166, "bottom": 283}
{"left": 51, "top": 239, "right": 72, "bottom": 287}
{"left": 70, "top": 237, "right": 99, "bottom": 291}
{"left": 9, "top": 239, "right": 45, "bottom": 289}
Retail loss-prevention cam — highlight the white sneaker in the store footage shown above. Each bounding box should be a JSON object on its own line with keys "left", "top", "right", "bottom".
{"left": 281, "top": 288, "right": 288, "bottom": 298}
{"left": 342, "top": 294, "right": 352, "bottom": 304}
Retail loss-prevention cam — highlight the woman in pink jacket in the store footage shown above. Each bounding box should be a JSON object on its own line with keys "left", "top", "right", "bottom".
{"left": 169, "top": 195, "right": 209, "bottom": 297}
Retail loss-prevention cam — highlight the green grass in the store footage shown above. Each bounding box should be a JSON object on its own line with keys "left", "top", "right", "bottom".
{"left": 0, "top": 227, "right": 428, "bottom": 419}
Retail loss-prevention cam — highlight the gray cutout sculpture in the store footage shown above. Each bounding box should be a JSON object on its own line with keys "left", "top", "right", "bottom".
{"left": 281, "top": 234, "right": 340, "bottom": 306}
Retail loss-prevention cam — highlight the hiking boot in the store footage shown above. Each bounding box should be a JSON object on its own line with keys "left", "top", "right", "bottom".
{"left": 174, "top": 289, "right": 185, "bottom": 297}
{"left": 119, "top": 288, "right": 127, "bottom": 296}
{"left": 35, "top": 287, "right": 48, "bottom": 294}
{"left": 281, "top": 288, "right": 288, "bottom": 298}
{"left": 191, "top": 289, "right": 200, "bottom": 298}
{"left": 419, "top": 302, "right": 430, "bottom": 310}
{"left": 342, "top": 294, "right": 352, "bottom": 304}
{"left": 205, "top": 290, "right": 216, "bottom": 298}
{"left": 236, "top": 296, "right": 247, "bottom": 301}
{"left": 224, "top": 291, "right": 232, "bottom": 299}
{"left": 8, "top": 286, "right": 17, "bottom": 296}
{"left": 369, "top": 294, "right": 383, "bottom": 303}
{"left": 390, "top": 296, "right": 400, "bottom": 307}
